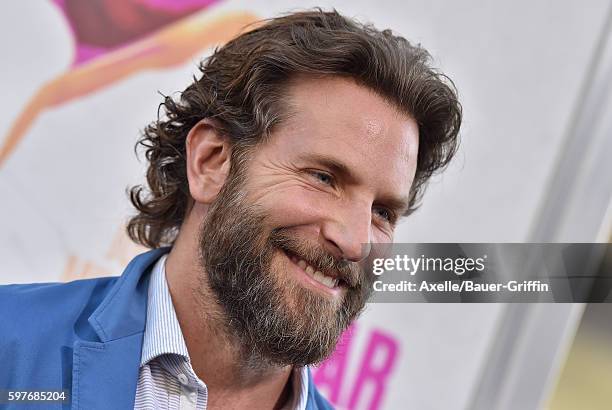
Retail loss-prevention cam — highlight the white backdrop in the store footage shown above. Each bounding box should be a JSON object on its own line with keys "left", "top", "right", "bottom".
{"left": 1, "top": 1, "right": 610, "bottom": 409}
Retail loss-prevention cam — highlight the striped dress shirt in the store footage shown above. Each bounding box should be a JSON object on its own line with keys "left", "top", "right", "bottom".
{"left": 134, "top": 254, "right": 309, "bottom": 410}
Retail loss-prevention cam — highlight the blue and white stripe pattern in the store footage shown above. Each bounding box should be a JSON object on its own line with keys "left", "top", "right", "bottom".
{"left": 134, "top": 254, "right": 309, "bottom": 410}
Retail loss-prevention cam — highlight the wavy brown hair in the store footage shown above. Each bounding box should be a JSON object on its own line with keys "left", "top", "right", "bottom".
{"left": 128, "top": 8, "right": 462, "bottom": 249}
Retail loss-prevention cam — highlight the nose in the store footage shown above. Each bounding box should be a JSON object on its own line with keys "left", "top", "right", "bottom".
{"left": 320, "top": 201, "right": 372, "bottom": 262}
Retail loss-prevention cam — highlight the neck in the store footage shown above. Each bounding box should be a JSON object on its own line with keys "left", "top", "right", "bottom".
{"left": 164, "top": 209, "right": 293, "bottom": 408}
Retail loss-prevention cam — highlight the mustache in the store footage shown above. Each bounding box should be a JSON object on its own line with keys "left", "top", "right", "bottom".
{"left": 268, "top": 229, "right": 364, "bottom": 288}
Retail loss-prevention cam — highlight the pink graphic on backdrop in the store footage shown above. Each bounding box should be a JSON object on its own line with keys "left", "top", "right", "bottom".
{"left": 52, "top": 0, "right": 220, "bottom": 66}
{"left": 313, "top": 324, "right": 400, "bottom": 410}
{"left": 0, "top": 1, "right": 258, "bottom": 168}
{"left": 314, "top": 325, "right": 357, "bottom": 403}
{"left": 348, "top": 330, "right": 399, "bottom": 409}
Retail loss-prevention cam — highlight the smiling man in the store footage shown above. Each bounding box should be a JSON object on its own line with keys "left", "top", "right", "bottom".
{"left": 0, "top": 9, "right": 461, "bottom": 410}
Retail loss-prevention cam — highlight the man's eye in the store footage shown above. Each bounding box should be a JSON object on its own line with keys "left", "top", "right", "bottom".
{"left": 309, "top": 170, "right": 335, "bottom": 186}
{"left": 373, "top": 206, "right": 395, "bottom": 224}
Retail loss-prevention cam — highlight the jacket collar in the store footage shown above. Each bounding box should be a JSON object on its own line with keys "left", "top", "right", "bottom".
{"left": 71, "top": 248, "right": 169, "bottom": 410}
{"left": 87, "top": 247, "right": 170, "bottom": 342}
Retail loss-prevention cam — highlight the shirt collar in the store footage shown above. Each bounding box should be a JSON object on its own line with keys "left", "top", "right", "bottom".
{"left": 140, "top": 254, "right": 189, "bottom": 366}
{"left": 290, "top": 366, "right": 310, "bottom": 410}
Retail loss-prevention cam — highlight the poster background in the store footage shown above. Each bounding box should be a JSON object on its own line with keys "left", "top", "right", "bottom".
{"left": 1, "top": 1, "right": 610, "bottom": 409}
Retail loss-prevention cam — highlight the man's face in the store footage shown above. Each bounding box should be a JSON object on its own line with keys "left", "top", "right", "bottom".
{"left": 198, "top": 76, "right": 419, "bottom": 368}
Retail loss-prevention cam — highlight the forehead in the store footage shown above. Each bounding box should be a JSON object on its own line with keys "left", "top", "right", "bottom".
{"left": 272, "top": 76, "right": 419, "bottom": 194}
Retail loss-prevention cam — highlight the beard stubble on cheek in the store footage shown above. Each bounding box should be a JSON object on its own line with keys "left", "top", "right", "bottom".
{"left": 196, "top": 165, "right": 373, "bottom": 368}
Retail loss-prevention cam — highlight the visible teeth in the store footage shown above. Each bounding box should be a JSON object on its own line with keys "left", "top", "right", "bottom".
{"left": 295, "top": 258, "right": 338, "bottom": 289}
{"left": 312, "top": 271, "right": 337, "bottom": 289}
{"left": 313, "top": 271, "right": 325, "bottom": 283}
{"left": 315, "top": 271, "right": 328, "bottom": 287}
{"left": 322, "top": 275, "right": 335, "bottom": 288}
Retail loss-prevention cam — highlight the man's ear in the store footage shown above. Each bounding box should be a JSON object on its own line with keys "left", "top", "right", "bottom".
{"left": 185, "top": 118, "right": 231, "bottom": 204}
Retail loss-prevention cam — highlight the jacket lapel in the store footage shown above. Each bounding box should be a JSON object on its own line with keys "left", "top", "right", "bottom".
{"left": 70, "top": 248, "right": 169, "bottom": 410}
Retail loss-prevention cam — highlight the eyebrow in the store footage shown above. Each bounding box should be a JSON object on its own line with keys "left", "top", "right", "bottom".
{"left": 297, "top": 152, "right": 411, "bottom": 214}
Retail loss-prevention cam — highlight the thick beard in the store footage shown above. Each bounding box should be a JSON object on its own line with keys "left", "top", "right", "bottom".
{"left": 197, "top": 165, "right": 371, "bottom": 370}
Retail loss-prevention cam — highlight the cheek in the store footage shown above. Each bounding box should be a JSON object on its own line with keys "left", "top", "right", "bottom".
{"left": 372, "top": 230, "right": 394, "bottom": 245}
{"left": 269, "top": 249, "right": 289, "bottom": 279}
{"left": 256, "top": 186, "right": 334, "bottom": 228}
{"left": 269, "top": 250, "right": 301, "bottom": 294}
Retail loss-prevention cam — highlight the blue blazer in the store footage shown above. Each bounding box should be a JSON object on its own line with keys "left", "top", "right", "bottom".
{"left": 0, "top": 248, "right": 333, "bottom": 410}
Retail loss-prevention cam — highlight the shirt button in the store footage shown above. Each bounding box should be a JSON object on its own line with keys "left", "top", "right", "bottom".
{"left": 189, "top": 392, "right": 197, "bottom": 402}
{"left": 177, "top": 373, "right": 188, "bottom": 385}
